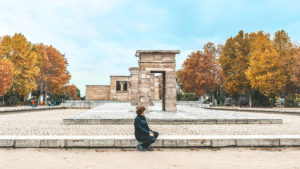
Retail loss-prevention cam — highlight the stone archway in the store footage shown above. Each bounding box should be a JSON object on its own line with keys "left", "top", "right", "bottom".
{"left": 150, "top": 71, "right": 166, "bottom": 110}
{"left": 133, "top": 50, "right": 180, "bottom": 112}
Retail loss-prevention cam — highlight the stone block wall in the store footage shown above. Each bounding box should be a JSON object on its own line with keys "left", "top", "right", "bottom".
{"left": 154, "top": 75, "right": 161, "bottom": 101}
{"left": 136, "top": 50, "right": 179, "bottom": 112}
{"left": 138, "top": 70, "right": 152, "bottom": 109}
{"left": 129, "top": 67, "right": 139, "bottom": 105}
{"left": 109, "top": 76, "right": 131, "bottom": 101}
{"left": 86, "top": 85, "right": 110, "bottom": 100}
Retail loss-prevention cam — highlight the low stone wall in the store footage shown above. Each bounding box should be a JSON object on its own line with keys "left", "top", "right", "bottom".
{"left": 61, "top": 100, "right": 104, "bottom": 109}
{"left": 61, "top": 100, "right": 128, "bottom": 109}
{"left": 206, "top": 107, "right": 300, "bottom": 115}
{"left": 176, "top": 101, "right": 210, "bottom": 108}
{"left": 0, "top": 135, "right": 299, "bottom": 148}
{"left": 62, "top": 100, "right": 210, "bottom": 109}
{"left": 0, "top": 106, "right": 65, "bottom": 113}
{"left": 63, "top": 118, "right": 282, "bottom": 125}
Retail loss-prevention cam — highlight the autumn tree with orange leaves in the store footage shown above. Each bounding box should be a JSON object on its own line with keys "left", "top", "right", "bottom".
{"left": 0, "top": 34, "right": 40, "bottom": 98}
{"left": 0, "top": 33, "right": 72, "bottom": 105}
{"left": 272, "top": 30, "right": 296, "bottom": 96}
{"left": 0, "top": 59, "right": 13, "bottom": 96}
{"left": 66, "top": 85, "right": 79, "bottom": 100}
{"left": 246, "top": 31, "right": 288, "bottom": 96}
{"left": 37, "top": 44, "right": 71, "bottom": 102}
{"left": 176, "top": 69, "right": 184, "bottom": 93}
{"left": 181, "top": 42, "right": 220, "bottom": 103}
{"left": 219, "top": 31, "right": 256, "bottom": 107}
{"left": 291, "top": 47, "right": 300, "bottom": 87}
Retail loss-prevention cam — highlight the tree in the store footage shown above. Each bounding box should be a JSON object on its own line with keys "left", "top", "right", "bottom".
{"left": 273, "top": 30, "right": 293, "bottom": 59}
{"left": 272, "top": 30, "right": 295, "bottom": 96}
{"left": 219, "top": 30, "right": 254, "bottom": 107}
{"left": 66, "top": 85, "right": 79, "bottom": 100}
{"left": 76, "top": 87, "right": 81, "bottom": 99}
{"left": 0, "top": 36, "right": 12, "bottom": 59}
{"left": 181, "top": 42, "right": 219, "bottom": 101}
{"left": 0, "top": 34, "right": 40, "bottom": 98}
{"left": 176, "top": 69, "right": 184, "bottom": 100}
{"left": 246, "top": 31, "right": 288, "bottom": 96}
{"left": 0, "top": 59, "right": 13, "bottom": 96}
{"left": 291, "top": 46, "right": 300, "bottom": 87}
{"left": 176, "top": 69, "right": 184, "bottom": 92}
{"left": 36, "top": 44, "right": 71, "bottom": 102}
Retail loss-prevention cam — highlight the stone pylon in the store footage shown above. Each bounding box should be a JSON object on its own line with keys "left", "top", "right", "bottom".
{"left": 129, "top": 67, "right": 139, "bottom": 106}
{"left": 134, "top": 50, "right": 180, "bottom": 112}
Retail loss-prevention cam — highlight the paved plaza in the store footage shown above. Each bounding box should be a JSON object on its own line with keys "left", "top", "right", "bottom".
{"left": 1, "top": 104, "right": 300, "bottom": 148}
{"left": 63, "top": 102, "right": 282, "bottom": 125}
{"left": 0, "top": 107, "right": 300, "bottom": 136}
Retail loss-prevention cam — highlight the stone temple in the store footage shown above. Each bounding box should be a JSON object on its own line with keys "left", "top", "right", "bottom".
{"left": 86, "top": 50, "right": 180, "bottom": 112}
{"left": 64, "top": 50, "right": 283, "bottom": 125}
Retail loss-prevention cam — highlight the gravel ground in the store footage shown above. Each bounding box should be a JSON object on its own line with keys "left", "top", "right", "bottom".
{"left": 1, "top": 148, "right": 300, "bottom": 169}
{"left": 0, "top": 109, "right": 300, "bottom": 136}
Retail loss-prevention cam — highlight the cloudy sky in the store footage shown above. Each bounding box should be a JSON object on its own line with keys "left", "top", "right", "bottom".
{"left": 1, "top": 0, "right": 300, "bottom": 96}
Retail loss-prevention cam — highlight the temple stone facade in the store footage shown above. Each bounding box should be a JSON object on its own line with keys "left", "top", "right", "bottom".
{"left": 86, "top": 85, "right": 110, "bottom": 100}
{"left": 129, "top": 67, "right": 139, "bottom": 105}
{"left": 109, "top": 76, "right": 131, "bottom": 101}
{"left": 86, "top": 50, "right": 180, "bottom": 112}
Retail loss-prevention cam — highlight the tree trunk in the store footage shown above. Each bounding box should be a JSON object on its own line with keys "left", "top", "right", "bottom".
{"left": 247, "top": 89, "right": 253, "bottom": 108}
{"left": 43, "top": 91, "right": 47, "bottom": 105}
{"left": 211, "top": 90, "right": 215, "bottom": 106}
{"left": 249, "top": 93, "right": 253, "bottom": 108}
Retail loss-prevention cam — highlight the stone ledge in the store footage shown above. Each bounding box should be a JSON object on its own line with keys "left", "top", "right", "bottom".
{"left": 0, "top": 135, "right": 299, "bottom": 148}
{"left": 136, "top": 50, "right": 180, "bottom": 55}
{"left": 205, "top": 107, "right": 300, "bottom": 115}
{"left": 63, "top": 118, "right": 283, "bottom": 125}
{"left": 0, "top": 107, "right": 65, "bottom": 113}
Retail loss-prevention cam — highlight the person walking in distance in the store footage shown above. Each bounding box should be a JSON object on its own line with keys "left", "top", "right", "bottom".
{"left": 31, "top": 100, "right": 35, "bottom": 108}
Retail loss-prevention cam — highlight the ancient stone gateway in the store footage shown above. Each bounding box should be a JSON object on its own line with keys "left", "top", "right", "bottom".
{"left": 85, "top": 50, "right": 180, "bottom": 112}
{"left": 132, "top": 50, "right": 180, "bottom": 112}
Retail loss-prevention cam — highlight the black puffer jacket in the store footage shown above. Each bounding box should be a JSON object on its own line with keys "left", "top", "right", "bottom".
{"left": 134, "top": 115, "right": 151, "bottom": 141}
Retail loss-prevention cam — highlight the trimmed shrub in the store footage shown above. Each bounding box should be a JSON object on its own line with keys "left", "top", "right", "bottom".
{"left": 284, "top": 99, "right": 296, "bottom": 107}
{"left": 177, "top": 93, "right": 182, "bottom": 101}
{"left": 238, "top": 97, "right": 249, "bottom": 106}
{"left": 181, "top": 92, "right": 197, "bottom": 101}
{"left": 224, "top": 97, "right": 234, "bottom": 106}
{"left": 6, "top": 96, "right": 21, "bottom": 106}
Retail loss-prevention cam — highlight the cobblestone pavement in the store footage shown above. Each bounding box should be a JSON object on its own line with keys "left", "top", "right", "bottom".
{"left": 0, "top": 109, "right": 300, "bottom": 136}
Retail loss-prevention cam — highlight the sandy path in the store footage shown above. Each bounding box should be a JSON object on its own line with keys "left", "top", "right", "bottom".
{"left": 0, "top": 148, "right": 300, "bottom": 169}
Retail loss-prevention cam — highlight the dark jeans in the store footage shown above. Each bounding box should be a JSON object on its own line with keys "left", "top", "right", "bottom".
{"left": 137, "top": 131, "right": 159, "bottom": 147}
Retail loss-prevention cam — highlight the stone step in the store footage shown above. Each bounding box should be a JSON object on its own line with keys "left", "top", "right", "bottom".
{"left": 205, "top": 107, "right": 300, "bottom": 115}
{"left": 63, "top": 118, "right": 282, "bottom": 125}
{"left": 0, "top": 107, "right": 66, "bottom": 114}
{"left": 0, "top": 135, "right": 299, "bottom": 148}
